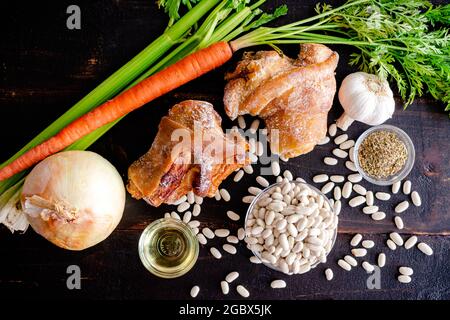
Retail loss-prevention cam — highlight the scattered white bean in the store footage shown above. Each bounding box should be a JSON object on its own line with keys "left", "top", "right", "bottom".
{"left": 249, "top": 119, "right": 260, "bottom": 134}
{"left": 375, "top": 192, "right": 391, "bottom": 201}
{"left": 183, "top": 211, "right": 192, "bottom": 223}
{"left": 242, "top": 195, "right": 255, "bottom": 203}
{"left": 215, "top": 229, "right": 230, "bottom": 238}
{"left": 330, "top": 175, "right": 345, "bottom": 183}
{"left": 394, "top": 216, "right": 404, "bottom": 230}
{"left": 366, "top": 191, "right": 374, "bottom": 206}
{"left": 345, "top": 161, "right": 357, "bottom": 172}
{"left": 190, "top": 286, "right": 200, "bottom": 298}
{"left": 225, "top": 271, "right": 239, "bottom": 283}
{"left": 313, "top": 174, "right": 329, "bottom": 184}
{"left": 371, "top": 211, "right": 386, "bottom": 221}
{"left": 237, "top": 115, "right": 246, "bottom": 129}
{"left": 338, "top": 259, "right": 352, "bottom": 271}
{"left": 220, "top": 189, "right": 231, "bottom": 202}
{"left": 333, "top": 200, "right": 342, "bottom": 215}
{"left": 171, "top": 211, "right": 181, "bottom": 220}
{"left": 348, "top": 173, "right": 362, "bottom": 183}
{"left": 340, "top": 140, "right": 355, "bottom": 150}
{"left": 283, "top": 170, "right": 293, "bottom": 181}
{"left": 395, "top": 201, "right": 409, "bottom": 213}
{"left": 318, "top": 136, "right": 330, "bottom": 145}
{"left": 333, "top": 186, "right": 342, "bottom": 201}
{"left": 321, "top": 182, "right": 335, "bottom": 194}
{"left": 349, "top": 147, "right": 355, "bottom": 162}
{"left": 227, "top": 236, "right": 239, "bottom": 244}
{"left": 325, "top": 268, "right": 334, "bottom": 281}
{"left": 333, "top": 148, "right": 348, "bottom": 159}
{"left": 324, "top": 157, "right": 338, "bottom": 166}
{"left": 202, "top": 228, "right": 215, "bottom": 239}
{"left": 344, "top": 255, "right": 358, "bottom": 267}
{"left": 177, "top": 202, "right": 190, "bottom": 213}
{"left": 237, "top": 228, "right": 245, "bottom": 240}
{"left": 334, "top": 134, "right": 348, "bottom": 145}
{"left": 226, "top": 210, "right": 240, "bottom": 221}
{"left": 386, "top": 239, "right": 397, "bottom": 250}
{"left": 194, "top": 195, "right": 203, "bottom": 205}
{"left": 398, "top": 275, "right": 412, "bottom": 284}
{"left": 411, "top": 191, "right": 422, "bottom": 207}
{"left": 221, "top": 281, "right": 229, "bottom": 295}
{"left": 363, "top": 206, "right": 379, "bottom": 214}
{"left": 342, "top": 181, "right": 353, "bottom": 199}
{"left": 197, "top": 233, "right": 207, "bottom": 245}
{"left": 350, "top": 234, "right": 363, "bottom": 247}
{"left": 378, "top": 253, "right": 386, "bottom": 268}
{"left": 362, "top": 261, "right": 374, "bottom": 273}
{"left": 250, "top": 255, "right": 262, "bottom": 264}
{"left": 243, "top": 164, "right": 254, "bottom": 174}
{"left": 403, "top": 180, "right": 412, "bottom": 195}
{"left": 417, "top": 242, "right": 433, "bottom": 256}
{"left": 404, "top": 236, "right": 418, "bottom": 250}
{"left": 215, "top": 190, "right": 221, "bottom": 201}
{"left": 187, "top": 220, "right": 200, "bottom": 229}
{"left": 390, "top": 232, "right": 404, "bottom": 246}
{"left": 270, "top": 280, "right": 287, "bottom": 289}
{"left": 399, "top": 266, "right": 413, "bottom": 276}
{"left": 349, "top": 196, "right": 366, "bottom": 207}
{"left": 192, "top": 204, "right": 201, "bottom": 217}
{"left": 392, "top": 181, "right": 401, "bottom": 194}
{"left": 236, "top": 285, "right": 250, "bottom": 298}
{"left": 223, "top": 244, "right": 237, "bottom": 254}
{"left": 351, "top": 248, "right": 367, "bottom": 257}
{"left": 362, "top": 240, "right": 375, "bottom": 249}
{"left": 234, "top": 170, "right": 244, "bottom": 182}
{"left": 256, "top": 176, "right": 270, "bottom": 188}
{"left": 353, "top": 184, "right": 367, "bottom": 196}
{"left": 210, "top": 247, "right": 222, "bottom": 259}
{"left": 271, "top": 161, "right": 281, "bottom": 176}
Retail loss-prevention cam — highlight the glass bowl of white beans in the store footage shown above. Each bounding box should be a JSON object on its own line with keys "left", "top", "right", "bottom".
{"left": 244, "top": 180, "right": 338, "bottom": 275}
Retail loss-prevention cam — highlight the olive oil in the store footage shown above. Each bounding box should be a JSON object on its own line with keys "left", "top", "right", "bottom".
{"left": 139, "top": 218, "right": 199, "bottom": 278}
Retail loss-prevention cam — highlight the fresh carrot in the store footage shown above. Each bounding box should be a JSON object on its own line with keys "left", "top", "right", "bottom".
{"left": 0, "top": 41, "right": 233, "bottom": 181}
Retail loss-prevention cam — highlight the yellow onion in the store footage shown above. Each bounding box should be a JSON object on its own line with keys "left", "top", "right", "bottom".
{"left": 21, "top": 151, "right": 125, "bottom": 250}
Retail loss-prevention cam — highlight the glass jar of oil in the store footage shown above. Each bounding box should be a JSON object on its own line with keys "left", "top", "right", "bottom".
{"left": 138, "top": 218, "right": 199, "bottom": 278}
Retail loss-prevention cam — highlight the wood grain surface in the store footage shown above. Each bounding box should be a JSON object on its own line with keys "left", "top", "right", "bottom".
{"left": 0, "top": 0, "right": 449, "bottom": 300}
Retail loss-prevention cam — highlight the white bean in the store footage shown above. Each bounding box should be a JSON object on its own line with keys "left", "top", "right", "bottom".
{"left": 188, "top": 220, "right": 200, "bottom": 229}
{"left": 221, "top": 281, "right": 229, "bottom": 295}
{"left": 350, "top": 234, "right": 363, "bottom": 247}
{"left": 392, "top": 180, "right": 401, "bottom": 194}
{"left": 190, "top": 286, "right": 200, "bottom": 298}
{"left": 351, "top": 248, "right": 367, "bottom": 257}
{"left": 333, "top": 186, "right": 342, "bottom": 201}
{"left": 321, "top": 182, "right": 335, "bottom": 194}
{"left": 333, "top": 200, "right": 342, "bottom": 215}
{"left": 313, "top": 174, "right": 329, "bottom": 183}
{"left": 197, "top": 233, "right": 207, "bottom": 245}
{"left": 318, "top": 136, "right": 330, "bottom": 145}
{"left": 223, "top": 244, "right": 237, "bottom": 254}
{"left": 366, "top": 191, "right": 374, "bottom": 206}
{"left": 403, "top": 180, "right": 412, "bottom": 195}
{"left": 362, "top": 261, "right": 374, "bottom": 273}
{"left": 390, "top": 232, "right": 404, "bottom": 246}
{"left": 386, "top": 239, "right": 397, "bottom": 250}
{"left": 349, "top": 146, "right": 355, "bottom": 162}
{"left": 378, "top": 253, "right": 386, "bottom": 267}
{"left": 375, "top": 192, "right": 391, "bottom": 201}
{"left": 363, "top": 206, "right": 379, "bottom": 214}
{"left": 177, "top": 202, "right": 190, "bottom": 213}
{"left": 220, "top": 189, "right": 231, "bottom": 202}
{"left": 214, "top": 190, "right": 221, "bottom": 201}
{"left": 237, "top": 228, "right": 245, "bottom": 240}
{"left": 348, "top": 173, "right": 362, "bottom": 183}
{"left": 395, "top": 201, "right": 409, "bottom": 213}
{"left": 227, "top": 236, "right": 239, "bottom": 244}
{"left": 242, "top": 195, "right": 255, "bottom": 203}
{"left": 417, "top": 242, "right": 433, "bottom": 256}
{"left": 237, "top": 115, "right": 246, "bottom": 129}
{"left": 399, "top": 266, "right": 413, "bottom": 276}
{"left": 250, "top": 119, "right": 260, "bottom": 134}
{"left": 338, "top": 259, "right": 351, "bottom": 271}
{"left": 183, "top": 211, "right": 192, "bottom": 223}
{"left": 325, "top": 268, "right": 334, "bottom": 281}
{"left": 192, "top": 204, "right": 201, "bottom": 216}
{"left": 411, "top": 191, "right": 422, "bottom": 207}
{"left": 225, "top": 271, "right": 239, "bottom": 283}
{"left": 349, "top": 196, "right": 366, "bottom": 207}
{"left": 202, "top": 228, "right": 215, "bottom": 239}
{"left": 340, "top": 140, "right": 355, "bottom": 150}
{"left": 333, "top": 148, "right": 348, "bottom": 159}
{"left": 344, "top": 255, "right": 358, "bottom": 267}
{"left": 353, "top": 184, "right": 367, "bottom": 195}
{"left": 210, "top": 247, "right": 222, "bottom": 259}
{"left": 330, "top": 175, "right": 345, "bottom": 183}
{"left": 187, "top": 191, "right": 195, "bottom": 204}
{"left": 195, "top": 195, "right": 204, "bottom": 205}
{"left": 250, "top": 256, "right": 262, "bottom": 264}
{"left": 362, "top": 240, "right": 375, "bottom": 249}
{"left": 171, "top": 211, "right": 181, "bottom": 220}
{"left": 236, "top": 285, "right": 250, "bottom": 298}
{"left": 342, "top": 182, "right": 353, "bottom": 199}
{"left": 404, "top": 236, "right": 418, "bottom": 250}
{"left": 283, "top": 170, "right": 293, "bottom": 181}
{"left": 398, "top": 275, "right": 412, "bottom": 284}
{"left": 328, "top": 123, "right": 337, "bottom": 136}
{"left": 371, "top": 212, "right": 386, "bottom": 221}
{"left": 243, "top": 164, "right": 254, "bottom": 174}
{"left": 248, "top": 186, "right": 262, "bottom": 196}
{"left": 394, "top": 216, "right": 404, "bottom": 230}
{"left": 256, "top": 176, "right": 270, "bottom": 188}
{"left": 226, "top": 210, "right": 240, "bottom": 221}
{"left": 270, "top": 280, "right": 287, "bottom": 289}
{"left": 271, "top": 161, "right": 281, "bottom": 176}
{"left": 345, "top": 161, "right": 357, "bottom": 172}
{"left": 324, "top": 157, "right": 338, "bottom": 166}
{"left": 234, "top": 170, "right": 244, "bottom": 182}
{"left": 334, "top": 134, "right": 348, "bottom": 145}
{"left": 215, "top": 229, "right": 230, "bottom": 238}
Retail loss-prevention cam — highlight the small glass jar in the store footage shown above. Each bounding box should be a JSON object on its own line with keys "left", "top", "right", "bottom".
{"left": 354, "top": 125, "right": 415, "bottom": 186}
{"left": 138, "top": 218, "right": 199, "bottom": 279}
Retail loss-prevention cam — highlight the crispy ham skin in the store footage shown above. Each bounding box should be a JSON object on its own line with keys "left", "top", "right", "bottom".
{"left": 224, "top": 44, "right": 338, "bottom": 159}
{"left": 127, "top": 100, "right": 249, "bottom": 207}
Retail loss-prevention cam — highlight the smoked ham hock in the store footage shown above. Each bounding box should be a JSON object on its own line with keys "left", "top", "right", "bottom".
{"left": 224, "top": 44, "right": 339, "bottom": 159}
{"left": 127, "top": 100, "right": 250, "bottom": 207}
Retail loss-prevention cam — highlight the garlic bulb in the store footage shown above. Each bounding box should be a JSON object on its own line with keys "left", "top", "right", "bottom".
{"left": 337, "top": 72, "right": 395, "bottom": 130}
{"left": 21, "top": 151, "right": 125, "bottom": 250}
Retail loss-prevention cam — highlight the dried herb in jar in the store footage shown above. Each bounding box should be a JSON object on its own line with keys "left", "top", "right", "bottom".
{"left": 358, "top": 131, "right": 407, "bottom": 178}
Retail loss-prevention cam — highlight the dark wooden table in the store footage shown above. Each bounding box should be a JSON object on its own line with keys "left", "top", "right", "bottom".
{"left": 1, "top": 0, "right": 449, "bottom": 300}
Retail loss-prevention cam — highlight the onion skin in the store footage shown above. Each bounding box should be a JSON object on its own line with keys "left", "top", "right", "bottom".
{"left": 21, "top": 151, "right": 125, "bottom": 250}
